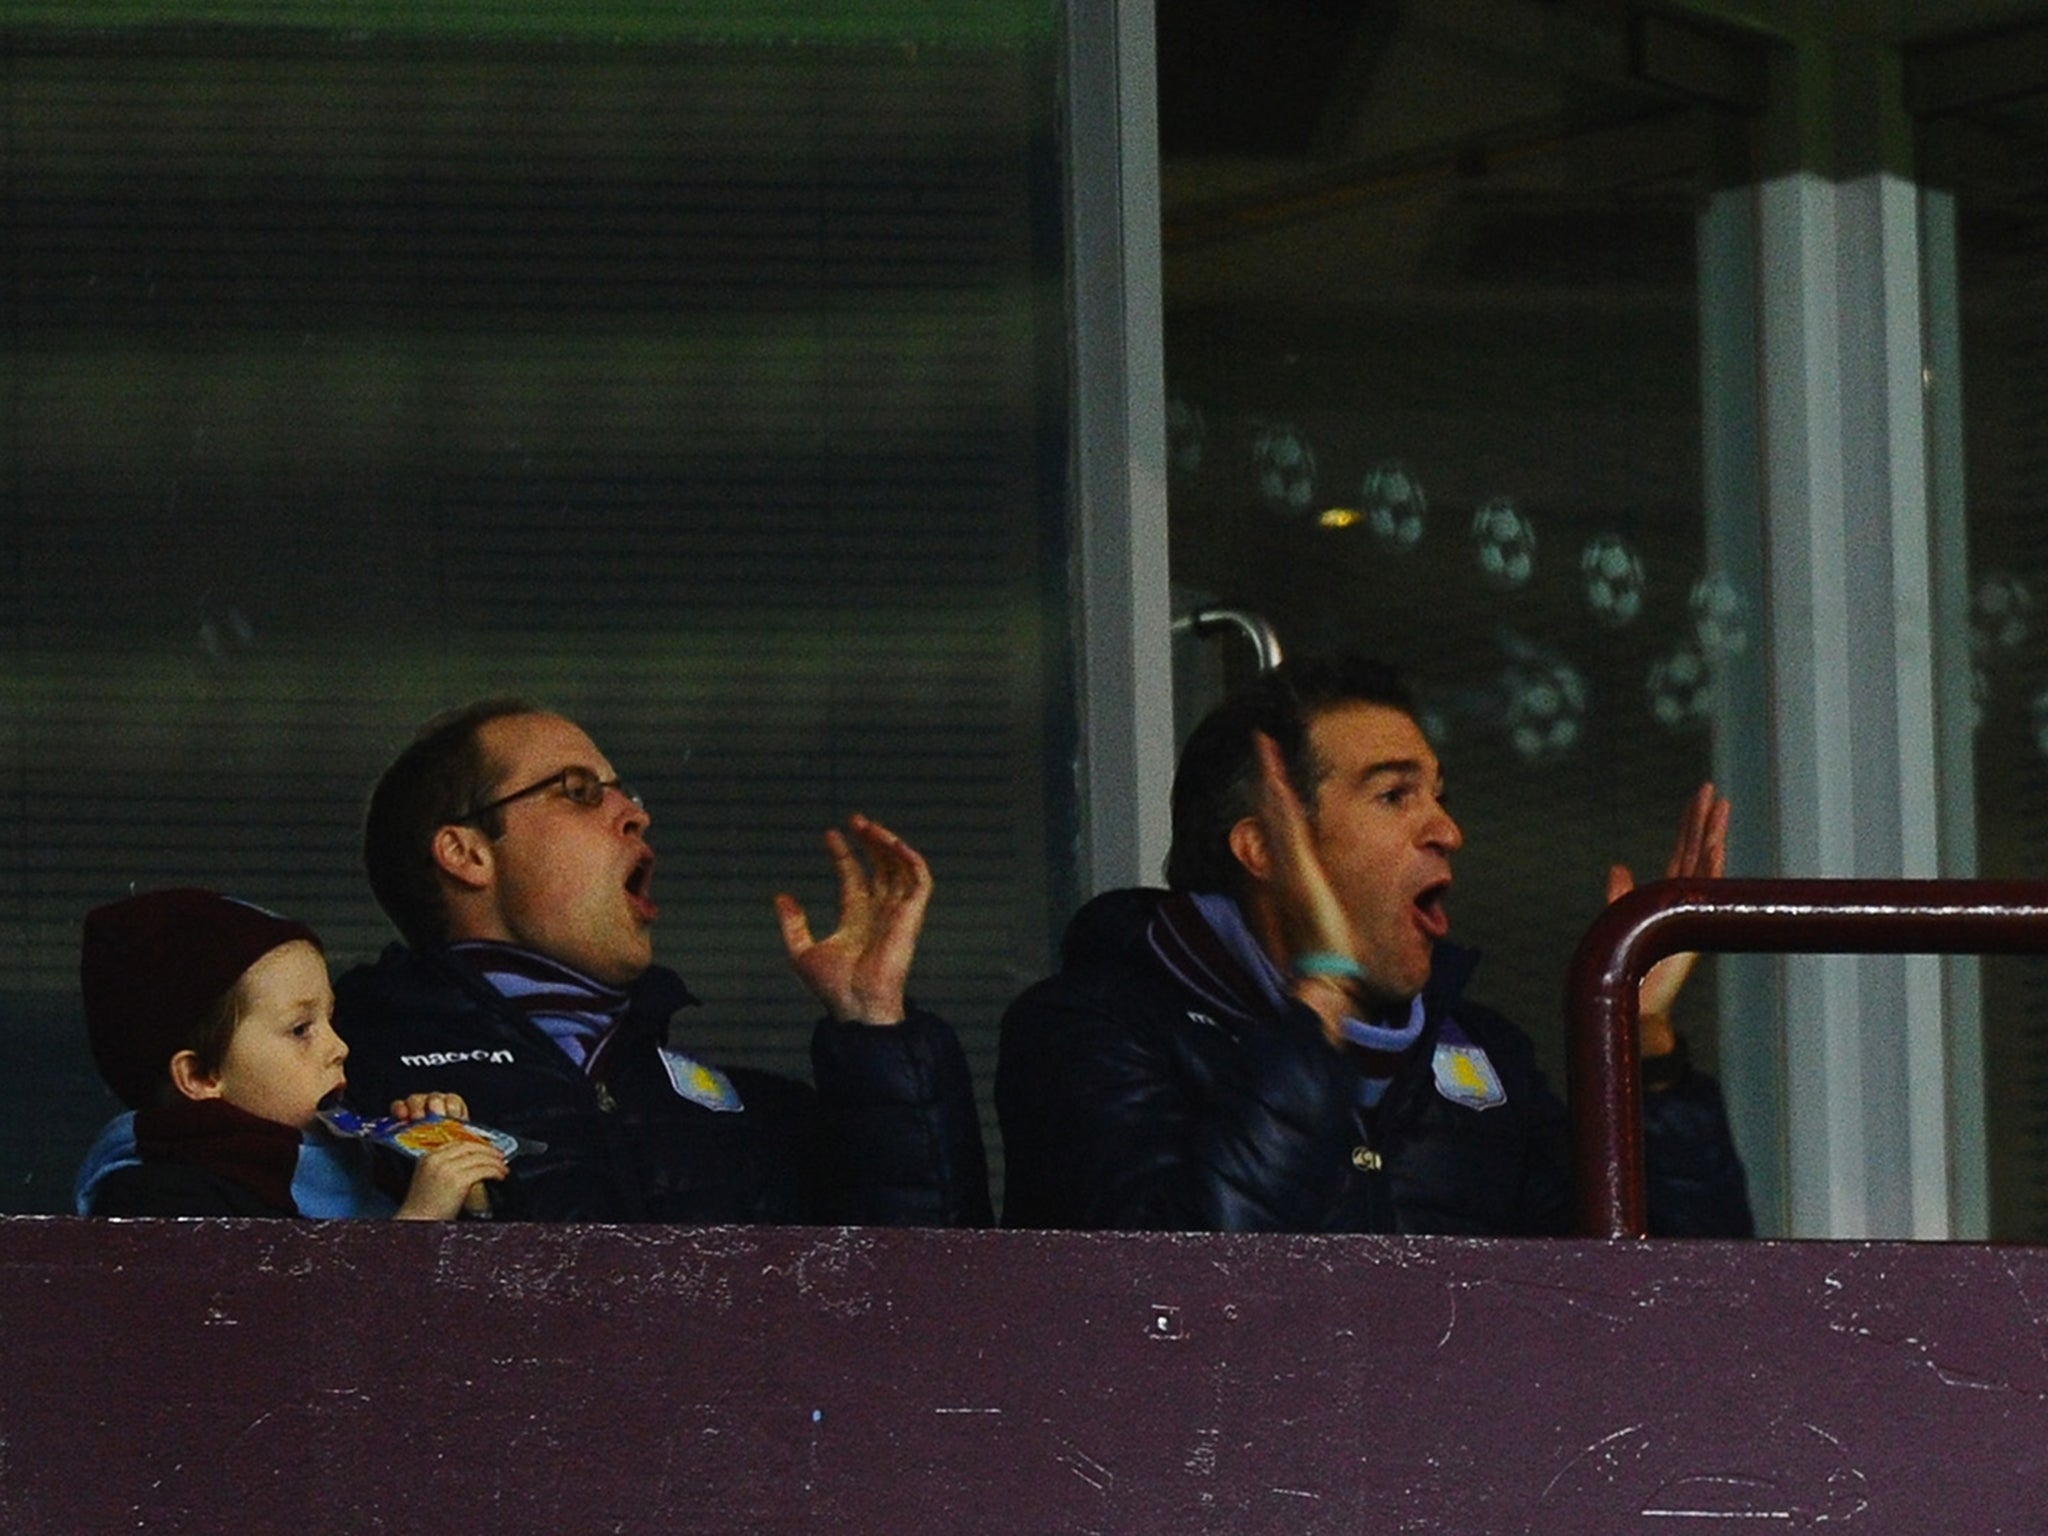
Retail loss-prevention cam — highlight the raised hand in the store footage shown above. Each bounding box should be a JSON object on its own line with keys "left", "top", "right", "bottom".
{"left": 774, "top": 813, "right": 933, "bottom": 1025}
{"left": 1248, "top": 732, "right": 1356, "bottom": 1044}
{"left": 1606, "top": 781, "right": 1730, "bottom": 1057}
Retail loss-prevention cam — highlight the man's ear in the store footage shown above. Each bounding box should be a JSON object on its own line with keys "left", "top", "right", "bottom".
{"left": 167, "top": 1050, "right": 223, "bottom": 1104}
{"left": 1227, "top": 815, "right": 1272, "bottom": 884}
{"left": 432, "top": 823, "right": 496, "bottom": 893}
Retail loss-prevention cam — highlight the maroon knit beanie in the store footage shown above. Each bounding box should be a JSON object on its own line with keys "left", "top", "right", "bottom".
{"left": 80, "top": 888, "right": 322, "bottom": 1110}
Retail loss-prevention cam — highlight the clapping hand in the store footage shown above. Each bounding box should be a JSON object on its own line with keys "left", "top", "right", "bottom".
{"left": 1250, "top": 732, "right": 1357, "bottom": 1045}
{"left": 1605, "top": 782, "right": 1730, "bottom": 1058}
{"left": 775, "top": 814, "right": 933, "bottom": 1025}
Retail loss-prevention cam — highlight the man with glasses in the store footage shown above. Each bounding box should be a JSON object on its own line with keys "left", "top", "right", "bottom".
{"left": 336, "top": 698, "right": 991, "bottom": 1224}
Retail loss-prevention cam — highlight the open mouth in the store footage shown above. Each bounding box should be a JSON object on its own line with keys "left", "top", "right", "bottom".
{"left": 625, "top": 851, "right": 659, "bottom": 922}
{"left": 1413, "top": 881, "right": 1451, "bottom": 941}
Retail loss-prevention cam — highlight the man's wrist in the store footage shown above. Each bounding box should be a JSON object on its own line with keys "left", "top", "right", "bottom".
{"left": 1287, "top": 975, "right": 1354, "bottom": 1048}
{"left": 827, "top": 996, "right": 909, "bottom": 1027}
{"left": 1293, "top": 950, "right": 1368, "bottom": 986}
{"left": 1640, "top": 1030, "right": 1691, "bottom": 1092}
{"left": 1639, "top": 1009, "right": 1678, "bottom": 1061}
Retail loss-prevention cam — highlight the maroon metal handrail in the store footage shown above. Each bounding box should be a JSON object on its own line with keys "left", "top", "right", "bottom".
{"left": 1567, "top": 877, "right": 2048, "bottom": 1238}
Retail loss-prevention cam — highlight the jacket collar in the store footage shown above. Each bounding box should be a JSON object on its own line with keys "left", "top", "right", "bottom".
{"left": 1136, "top": 887, "right": 1483, "bottom": 1032}
{"left": 1421, "top": 938, "right": 1480, "bottom": 1016}
{"left": 417, "top": 941, "right": 698, "bottom": 1025}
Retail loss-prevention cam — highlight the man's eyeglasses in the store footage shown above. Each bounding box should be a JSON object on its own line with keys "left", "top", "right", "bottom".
{"left": 457, "top": 765, "right": 641, "bottom": 826}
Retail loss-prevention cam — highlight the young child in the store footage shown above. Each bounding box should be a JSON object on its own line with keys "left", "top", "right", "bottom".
{"left": 77, "top": 887, "right": 506, "bottom": 1218}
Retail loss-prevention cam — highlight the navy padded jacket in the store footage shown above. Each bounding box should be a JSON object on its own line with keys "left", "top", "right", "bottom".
{"left": 996, "top": 889, "right": 1752, "bottom": 1237}
{"left": 338, "top": 944, "right": 991, "bottom": 1226}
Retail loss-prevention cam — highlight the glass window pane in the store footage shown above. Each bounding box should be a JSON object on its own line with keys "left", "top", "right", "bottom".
{"left": 0, "top": 8, "right": 1068, "bottom": 1212}
{"left": 1922, "top": 72, "right": 2048, "bottom": 1240}
{"left": 1160, "top": 2, "right": 1763, "bottom": 1121}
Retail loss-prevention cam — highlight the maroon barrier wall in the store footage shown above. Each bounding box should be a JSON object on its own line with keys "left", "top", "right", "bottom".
{"left": 4, "top": 1217, "right": 2045, "bottom": 1533}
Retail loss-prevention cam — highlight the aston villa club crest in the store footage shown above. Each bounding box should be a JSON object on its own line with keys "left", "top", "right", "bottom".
{"left": 1432, "top": 1042, "right": 1506, "bottom": 1110}
{"left": 658, "top": 1047, "right": 745, "bottom": 1112}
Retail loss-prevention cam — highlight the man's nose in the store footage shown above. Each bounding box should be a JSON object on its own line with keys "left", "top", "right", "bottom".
{"left": 1429, "top": 801, "right": 1463, "bottom": 853}
{"left": 616, "top": 786, "right": 651, "bottom": 833}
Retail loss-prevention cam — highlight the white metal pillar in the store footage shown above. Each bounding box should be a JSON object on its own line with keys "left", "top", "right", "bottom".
{"left": 1067, "top": 0, "right": 1176, "bottom": 894}
{"left": 1758, "top": 169, "right": 1960, "bottom": 1237}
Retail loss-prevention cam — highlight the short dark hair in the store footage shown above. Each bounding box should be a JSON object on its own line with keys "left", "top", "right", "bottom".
{"left": 362, "top": 697, "right": 542, "bottom": 949}
{"left": 1164, "top": 653, "right": 1417, "bottom": 898}
{"left": 142, "top": 971, "right": 285, "bottom": 1108}
{"left": 137, "top": 971, "right": 276, "bottom": 1108}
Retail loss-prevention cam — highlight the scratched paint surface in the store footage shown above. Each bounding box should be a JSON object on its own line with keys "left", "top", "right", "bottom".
{"left": 0, "top": 1220, "right": 2043, "bottom": 1533}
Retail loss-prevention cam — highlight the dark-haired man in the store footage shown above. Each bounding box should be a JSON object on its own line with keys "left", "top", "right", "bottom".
{"left": 337, "top": 699, "right": 990, "bottom": 1225}
{"left": 996, "top": 654, "right": 1751, "bottom": 1236}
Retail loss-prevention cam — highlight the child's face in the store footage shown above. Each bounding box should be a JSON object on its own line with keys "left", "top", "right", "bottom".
{"left": 204, "top": 940, "right": 347, "bottom": 1130}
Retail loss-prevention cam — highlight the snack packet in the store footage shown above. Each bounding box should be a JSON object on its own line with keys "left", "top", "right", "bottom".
{"left": 317, "top": 1108, "right": 536, "bottom": 1216}
{"left": 319, "top": 1106, "right": 528, "bottom": 1160}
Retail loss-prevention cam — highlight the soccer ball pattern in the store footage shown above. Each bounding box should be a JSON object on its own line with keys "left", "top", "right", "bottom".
{"left": 1503, "top": 658, "right": 1589, "bottom": 762}
{"left": 1471, "top": 498, "right": 1536, "bottom": 590}
{"left": 1580, "top": 535, "right": 1646, "bottom": 628}
{"left": 1359, "top": 461, "right": 1427, "bottom": 550}
{"left": 1168, "top": 398, "right": 1902, "bottom": 746}
{"left": 1690, "top": 572, "right": 1750, "bottom": 658}
{"left": 1647, "top": 646, "right": 1712, "bottom": 730}
{"left": 1972, "top": 572, "right": 2032, "bottom": 654}
{"left": 1251, "top": 424, "right": 1317, "bottom": 512}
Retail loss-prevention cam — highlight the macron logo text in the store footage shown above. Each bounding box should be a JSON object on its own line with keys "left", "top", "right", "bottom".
{"left": 398, "top": 1049, "right": 516, "bottom": 1068}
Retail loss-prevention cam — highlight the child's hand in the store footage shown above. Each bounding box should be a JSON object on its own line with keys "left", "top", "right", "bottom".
{"left": 393, "top": 1139, "right": 507, "bottom": 1221}
{"left": 390, "top": 1091, "right": 470, "bottom": 1123}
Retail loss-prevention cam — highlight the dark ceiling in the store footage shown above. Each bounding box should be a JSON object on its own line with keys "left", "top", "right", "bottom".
{"left": 1155, "top": 0, "right": 2048, "bottom": 317}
